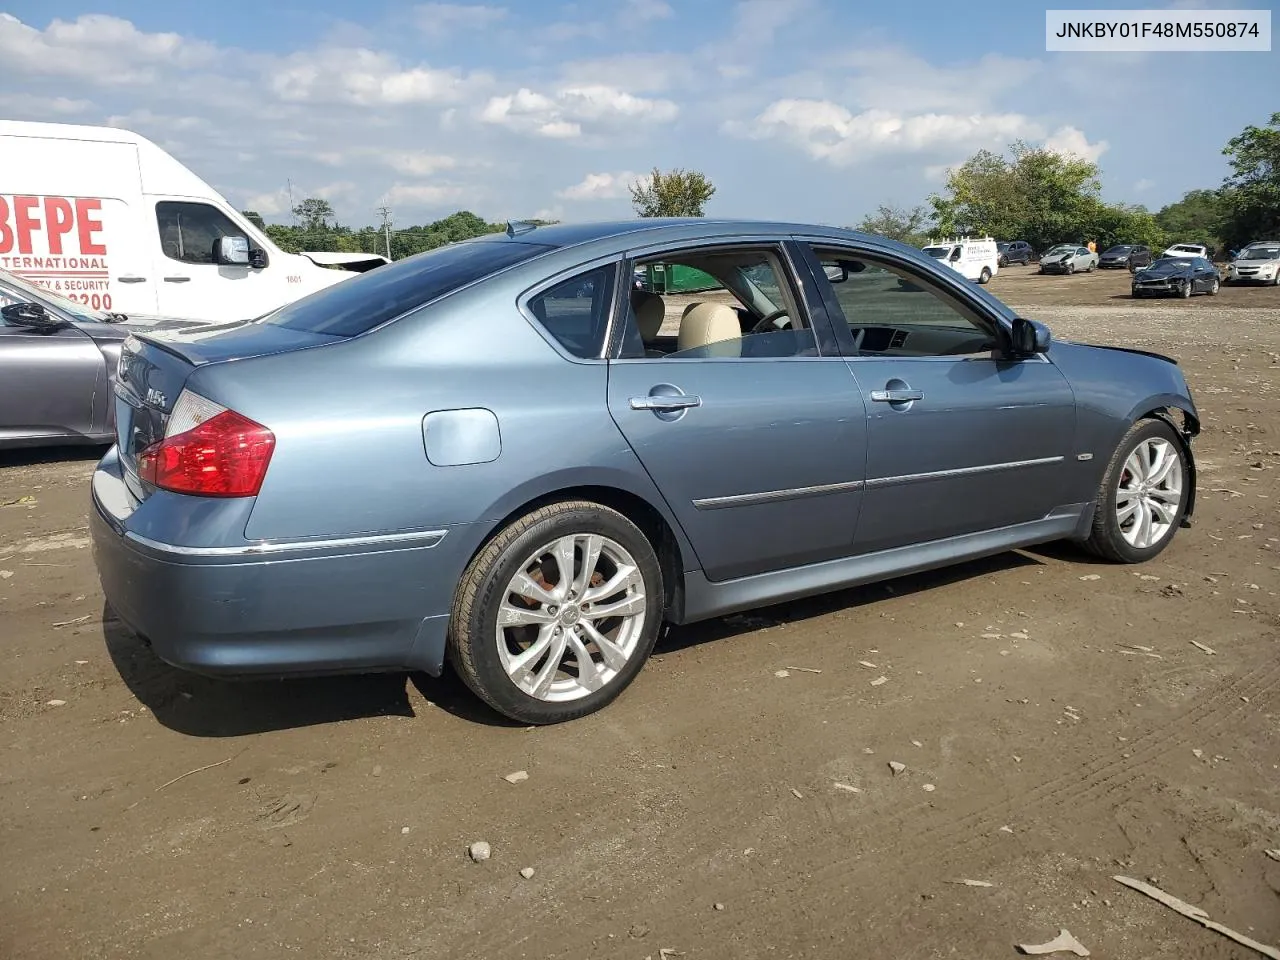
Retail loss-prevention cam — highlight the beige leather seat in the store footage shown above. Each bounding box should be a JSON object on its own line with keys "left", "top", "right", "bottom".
{"left": 677, "top": 302, "right": 741, "bottom": 355}
{"left": 631, "top": 291, "right": 666, "bottom": 345}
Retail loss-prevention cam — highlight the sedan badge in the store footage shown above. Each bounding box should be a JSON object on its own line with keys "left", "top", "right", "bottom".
{"left": 145, "top": 387, "right": 167, "bottom": 408}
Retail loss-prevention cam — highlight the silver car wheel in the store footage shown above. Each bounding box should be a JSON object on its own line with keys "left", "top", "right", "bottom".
{"left": 495, "top": 533, "right": 647, "bottom": 702}
{"left": 1115, "top": 438, "right": 1183, "bottom": 549}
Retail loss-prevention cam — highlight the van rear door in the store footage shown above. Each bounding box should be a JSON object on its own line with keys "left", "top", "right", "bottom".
{"left": 0, "top": 133, "right": 158, "bottom": 319}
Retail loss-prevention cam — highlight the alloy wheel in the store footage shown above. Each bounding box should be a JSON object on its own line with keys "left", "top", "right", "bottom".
{"left": 495, "top": 533, "right": 647, "bottom": 702}
{"left": 1115, "top": 438, "right": 1183, "bottom": 549}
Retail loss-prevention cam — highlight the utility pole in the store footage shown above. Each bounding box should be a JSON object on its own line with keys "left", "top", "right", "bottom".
{"left": 377, "top": 206, "right": 393, "bottom": 260}
{"left": 287, "top": 179, "right": 296, "bottom": 224}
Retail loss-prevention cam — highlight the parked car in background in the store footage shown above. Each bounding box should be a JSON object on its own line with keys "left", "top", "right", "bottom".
{"left": 1132, "top": 256, "right": 1220, "bottom": 298}
{"left": 1226, "top": 243, "right": 1280, "bottom": 285}
{"left": 1098, "top": 244, "right": 1153, "bottom": 270}
{"left": 0, "top": 267, "right": 199, "bottom": 449}
{"left": 996, "top": 241, "right": 1034, "bottom": 266}
{"left": 91, "top": 218, "right": 1199, "bottom": 724}
{"left": 0, "top": 120, "right": 387, "bottom": 325}
{"left": 1039, "top": 244, "right": 1098, "bottom": 274}
{"left": 920, "top": 236, "right": 999, "bottom": 283}
{"left": 1162, "top": 243, "right": 1209, "bottom": 260}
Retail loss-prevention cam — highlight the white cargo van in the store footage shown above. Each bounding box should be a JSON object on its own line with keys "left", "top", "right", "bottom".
{"left": 0, "top": 121, "right": 386, "bottom": 323}
{"left": 921, "top": 236, "right": 999, "bottom": 284}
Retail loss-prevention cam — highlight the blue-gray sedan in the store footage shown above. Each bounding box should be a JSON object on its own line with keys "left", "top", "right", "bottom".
{"left": 91, "top": 219, "right": 1200, "bottom": 723}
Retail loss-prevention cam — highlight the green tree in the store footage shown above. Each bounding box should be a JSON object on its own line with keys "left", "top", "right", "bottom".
{"left": 929, "top": 142, "right": 1102, "bottom": 250}
{"left": 630, "top": 168, "right": 716, "bottom": 217}
{"left": 293, "top": 197, "right": 336, "bottom": 232}
{"left": 1154, "top": 189, "right": 1227, "bottom": 252}
{"left": 855, "top": 204, "right": 933, "bottom": 247}
{"left": 1220, "top": 111, "right": 1280, "bottom": 250}
{"left": 241, "top": 210, "right": 266, "bottom": 230}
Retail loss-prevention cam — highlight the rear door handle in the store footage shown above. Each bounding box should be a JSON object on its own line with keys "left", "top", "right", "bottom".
{"left": 163, "top": 276, "right": 191, "bottom": 283}
{"left": 629, "top": 395, "right": 702, "bottom": 411}
{"left": 870, "top": 389, "right": 924, "bottom": 403}
{"left": 117, "top": 275, "right": 147, "bottom": 284}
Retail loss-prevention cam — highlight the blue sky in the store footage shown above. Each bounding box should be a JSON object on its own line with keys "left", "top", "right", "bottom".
{"left": 2, "top": 0, "right": 1273, "bottom": 228}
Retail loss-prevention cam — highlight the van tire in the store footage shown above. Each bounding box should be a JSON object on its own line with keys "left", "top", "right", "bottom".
{"left": 978, "top": 267, "right": 992, "bottom": 284}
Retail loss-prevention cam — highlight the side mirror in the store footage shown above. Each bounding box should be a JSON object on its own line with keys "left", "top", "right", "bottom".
{"left": 1, "top": 302, "right": 64, "bottom": 331}
{"left": 949, "top": 250, "right": 961, "bottom": 261}
{"left": 213, "top": 236, "right": 251, "bottom": 266}
{"left": 1010, "top": 317, "right": 1051, "bottom": 356}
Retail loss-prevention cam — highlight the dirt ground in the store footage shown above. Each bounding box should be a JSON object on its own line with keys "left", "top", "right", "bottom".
{"left": 2, "top": 266, "right": 1278, "bottom": 960}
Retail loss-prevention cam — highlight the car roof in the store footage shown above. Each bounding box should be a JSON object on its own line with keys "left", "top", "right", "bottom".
{"left": 493, "top": 218, "right": 887, "bottom": 252}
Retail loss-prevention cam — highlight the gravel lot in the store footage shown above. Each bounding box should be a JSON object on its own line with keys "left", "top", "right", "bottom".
{"left": 2, "top": 266, "right": 1278, "bottom": 960}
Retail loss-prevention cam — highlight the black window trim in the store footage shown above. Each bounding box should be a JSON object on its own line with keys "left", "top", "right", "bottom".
{"left": 792, "top": 238, "right": 1041, "bottom": 363}
{"left": 604, "top": 236, "right": 843, "bottom": 362}
{"left": 516, "top": 254, "right": 622, "bottom": 364}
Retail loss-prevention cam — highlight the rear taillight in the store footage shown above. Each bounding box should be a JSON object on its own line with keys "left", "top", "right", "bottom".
{"left": 138, "top": 391, "right": 275, "bottom": 497}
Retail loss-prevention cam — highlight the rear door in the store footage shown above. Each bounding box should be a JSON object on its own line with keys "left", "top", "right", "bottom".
{"left": 797, "top": 240, "right": 1077, "bottom": 555}
{"left": 0, "top": 134, "right": 158, "bottom": 318}
{"left": 603, "top": 239, "right": 867, "bottom": 582}
{"left": 0, "top": 319, "right": 105, "bottom": 443}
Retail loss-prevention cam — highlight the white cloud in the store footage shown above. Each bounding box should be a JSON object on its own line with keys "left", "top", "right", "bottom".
{"left": 1044, "top": 125, "right": 1109, "bottom": 163}
{"left": 0, "top": 13, "right": 216, "bottom": 84}
{"left": 558, "top": 53, "right": 691, "bottom": 94}
{"left": 414, "top": 3, "right": 507, "bottom": 38}
{"left": 733, "top": 99, "right": 1041, "bottom": 165}
{"left": 480, "top": 84, "right": 677, "bottom": 138}
{"left": 0, "top": 91, "right": 91, "bottom": 115}
{"left": 625, "top": 0, "right": 675, "bottom": 21}
{"left": 557, "top": 171, "right": 646, "bottom": 201}
{"left": 833, "top": 49, "right": 1042, "bottom": 114}
{"left": 267, "top": 48, "right": 475, "bottom": 105}
{"left": 382, "top": 183, "right": 469, "bottom": 206}
{"left": 382, "top": 152, "right": 459, "bottom": 176}
{"left": 1134, "top": 178, "right": 1155, "bottom": 192}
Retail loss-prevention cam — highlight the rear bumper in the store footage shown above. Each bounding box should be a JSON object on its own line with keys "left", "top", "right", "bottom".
{"left": 90, "top": 447, "right": 464, "bottom": 678}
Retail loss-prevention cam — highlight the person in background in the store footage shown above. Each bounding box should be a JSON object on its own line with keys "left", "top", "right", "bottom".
{"left": 1087, "top": 240, "right": 1097, "bottom": 253}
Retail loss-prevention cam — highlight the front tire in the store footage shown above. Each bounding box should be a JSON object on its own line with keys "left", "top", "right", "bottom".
{"left": 1067, "top": 262, "right": 1076, "bottom": 275}
{"left": 1083, "top": 419, "right": 1188, "bottom": 563}
{"left": 979, "top": 267, "right": 992, "bottom": 284}
{"left": 1181, "top": 278, "right": 1193, "bottom": 298}
{"left": 1208, "top": 277, "right": 1220, "bottom": 295}
{"left": 448, "top": 500, "right": 663, "bottom": 724}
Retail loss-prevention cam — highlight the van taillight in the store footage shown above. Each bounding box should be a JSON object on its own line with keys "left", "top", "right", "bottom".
{"left": 138, "top": 399, "right": 275, "bottom": 497}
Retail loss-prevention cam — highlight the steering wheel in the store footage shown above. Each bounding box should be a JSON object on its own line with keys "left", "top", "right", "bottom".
{"left": 749, "top": 309, "right": 791, "bottom": 335}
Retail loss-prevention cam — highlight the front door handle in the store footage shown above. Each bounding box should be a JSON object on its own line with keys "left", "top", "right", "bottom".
{"left": 163, "top": 276, "right": 192, "bottom": 283}
{"left": 630, "top": 395, "right": 702, "bottom": 411}
{"left": 117, "top": 275, "right": 147, "bottom": 284}
{"left": 870, "top": 388, "right": 924, "bottom": 403}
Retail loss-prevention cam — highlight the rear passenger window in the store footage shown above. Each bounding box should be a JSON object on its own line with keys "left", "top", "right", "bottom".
{"left": 527, "top": 264, "right": 615, "bottom": 359}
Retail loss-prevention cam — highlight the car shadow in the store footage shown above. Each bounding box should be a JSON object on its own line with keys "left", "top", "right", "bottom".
{"left": 656, "top": 550, "right": 1045, "bottom": 655}
{"left": 106, "top": 549, "right": 1062, "bottom": 736}
{"left": 103, "top": 604, "right": 520, "bottom": 737}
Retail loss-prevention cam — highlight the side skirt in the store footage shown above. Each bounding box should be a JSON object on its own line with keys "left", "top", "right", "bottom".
{"left": 675, "top": 505, "right": 1088, "bottom": 625}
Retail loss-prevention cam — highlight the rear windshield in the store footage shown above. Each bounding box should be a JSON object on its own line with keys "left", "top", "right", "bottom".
{"left": 260, "top": 238, "right": 554, "bottom": 337}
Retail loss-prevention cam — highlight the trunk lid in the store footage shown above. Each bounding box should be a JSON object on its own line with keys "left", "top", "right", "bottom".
{"left": 113, "top": 322, "right": 338, "bottom": 497}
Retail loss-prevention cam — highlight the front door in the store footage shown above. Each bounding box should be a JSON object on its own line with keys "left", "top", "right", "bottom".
{"left": 0, "top": 320, "right": 104, "bottom": 442}
{"left": 605, "top": 242, "right": 866, "bottom": 582}
{"left": 149, "top": 199, "right": 270, "bottom": 321}
{"left": 801, "top": 243, "right": 1078, "bottom": 555}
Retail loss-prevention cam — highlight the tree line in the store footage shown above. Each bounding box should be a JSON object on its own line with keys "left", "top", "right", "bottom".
{"left": 247, "top": 113, "right": 1277, "bottom": 262}
{"left": 859, "top": 112, "right": 1279, "bottom": 257}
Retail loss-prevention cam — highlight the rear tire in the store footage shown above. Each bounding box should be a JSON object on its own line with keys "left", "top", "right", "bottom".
{"left": 979, "top": 267, "right": 992, "bottom": 284}
{"left": 1083, "top": 418, "right": 1188, "bottom": 563}
{"left": 447, "top": 500, "right": 663, "bottom": 724}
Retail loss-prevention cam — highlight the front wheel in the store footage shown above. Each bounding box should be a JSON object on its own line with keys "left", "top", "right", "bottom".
{"left": 1208, "top": 278, "right": 1220, "bottom": 296}
{"left": 979, "top": 267, "right": 992, "bottom": 284}
{"left": 448, "top": 500, "right": 663, "bottom": 724}
{"left": 1067, "top": 262, "right": 1076, "bottom": 275}
{"left": 1181, "top": 278, "right": 1193, "bottom": 298}
{"left": 1083, "top": 419, "right": 1188, "bottom": 563}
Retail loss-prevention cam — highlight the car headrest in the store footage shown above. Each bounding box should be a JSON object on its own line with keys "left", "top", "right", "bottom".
{"left": 677, "top": 302, "right": 740, "bottom": 354}
{"left": 631, "top": 291, "right": 665, "bottom": 342}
